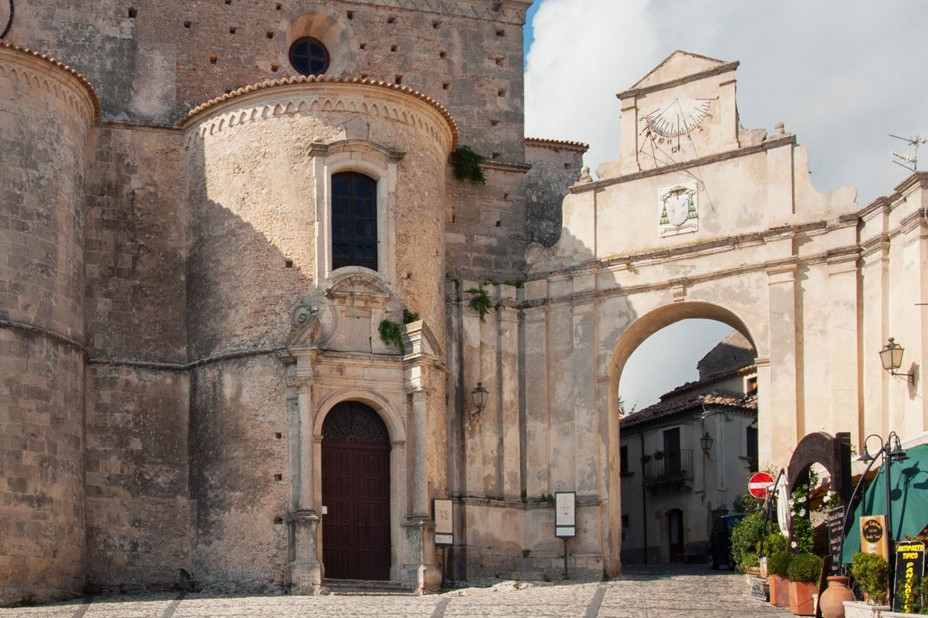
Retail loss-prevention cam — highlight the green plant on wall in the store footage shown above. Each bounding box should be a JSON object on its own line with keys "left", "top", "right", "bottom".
{"left": 378, "top": 319, "right": 405, "bottom": 354}
{"left": 450, "top": 145, "right": 486, "bottom": 184}
{"left": 403, "top": 309, "right": 419, "bottom": 324}
{"left": 467, "top": 285, "right": 493, "bottom": 322}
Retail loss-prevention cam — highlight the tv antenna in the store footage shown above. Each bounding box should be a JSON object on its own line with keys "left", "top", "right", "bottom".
{"left": 890, "top": 133, "right": 926, "bottom": 172}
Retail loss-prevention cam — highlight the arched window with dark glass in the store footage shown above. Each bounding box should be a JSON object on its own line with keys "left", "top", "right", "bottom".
{"left": 332, "top": 172, "right": 378, "bottom": 271}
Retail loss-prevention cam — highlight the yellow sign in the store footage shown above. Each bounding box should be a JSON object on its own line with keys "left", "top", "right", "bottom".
{"left": 860, "top": 515, "right": 889, "bottom": 560}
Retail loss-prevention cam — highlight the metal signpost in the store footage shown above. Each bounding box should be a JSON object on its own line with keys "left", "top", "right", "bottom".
{"left": 555, "top": 492, "right": 576, "bottom": 579}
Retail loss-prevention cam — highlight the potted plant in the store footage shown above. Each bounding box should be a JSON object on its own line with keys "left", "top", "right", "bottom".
{"left": 767, "top": 550, "right": 792, "bottom": 608}
{"left": 850, "top": 552, "right": 889, "bottom": 606}
{"left": 653, "top": 450, "right": 664, "bottom": 461}
{"left": 787, "top": 552, "right": 822, "bottom": 616}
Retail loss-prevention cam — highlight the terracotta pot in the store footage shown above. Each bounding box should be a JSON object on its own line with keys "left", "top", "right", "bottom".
{"left": 819, "top": 576, "right": 856, "bottom": 618}
{"left": 789, "top": 580, "right": 818, "bottom": 616}
{"left": 768, "top": 574, "right": 790, "bottom": 607}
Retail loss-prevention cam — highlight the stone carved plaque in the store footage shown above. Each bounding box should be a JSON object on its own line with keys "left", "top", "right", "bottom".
{"left": 659, "top": 182, "right": 699, "bottom": 238}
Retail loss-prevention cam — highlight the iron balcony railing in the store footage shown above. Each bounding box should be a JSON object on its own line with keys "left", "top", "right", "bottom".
{"left": 642, "top": 449, "right": 694, "bottom": 486}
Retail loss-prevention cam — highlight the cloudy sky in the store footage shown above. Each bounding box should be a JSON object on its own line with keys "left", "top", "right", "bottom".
{"left": 523, "top": 0, "right": 928, "bottom": 409}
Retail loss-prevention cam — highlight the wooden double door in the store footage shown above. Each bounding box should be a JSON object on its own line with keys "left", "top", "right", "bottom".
{"left": 321, "top": 402, "right": 391, "bottom": 580}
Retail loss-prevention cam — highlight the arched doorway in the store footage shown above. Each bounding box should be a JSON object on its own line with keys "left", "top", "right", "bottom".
{"left": 322, "top": 401, "right": 391, "bottom": 580}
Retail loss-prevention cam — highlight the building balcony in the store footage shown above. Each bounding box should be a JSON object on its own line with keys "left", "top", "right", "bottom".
{"left": 643, "top": 449, "right": 694, "bottom": 488}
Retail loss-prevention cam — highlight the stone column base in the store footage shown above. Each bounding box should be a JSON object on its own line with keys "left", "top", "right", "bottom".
{"left": 287, "top": 510, "right": 324, "bottom": 595}
{"left": 401, "top": 516, "right": 441, "bottom": 593}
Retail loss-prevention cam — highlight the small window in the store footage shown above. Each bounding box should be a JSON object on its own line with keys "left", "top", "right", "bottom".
{"left": 746, "top": 426, "right": 758, "bottom": 471}
{"left": 289, "top": 36, "right": 330, "bottom": 75}
{"left": 620, "top": 445, "right": 629, "bottom": 475}
{"left": 332, "top": 172, "right": 378, "bottom": 271}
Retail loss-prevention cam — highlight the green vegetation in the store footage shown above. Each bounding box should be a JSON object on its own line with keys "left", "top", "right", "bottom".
{"left": 467, "top": 285, "right": 493, "bottom": 322}
{"left": 786, "top": 553, "right": 822, "bottom": 584}
{"left": 378, "top": 319, "right": 405, "bottom": 353}
{"left": 730, "top": 509, "right": 766, "bottom": 571}
{"left": 450, "top": 145, "right": 486, "bottom": 184}
{"left": 851, "top": 551, "right": 889, "bottom": 605}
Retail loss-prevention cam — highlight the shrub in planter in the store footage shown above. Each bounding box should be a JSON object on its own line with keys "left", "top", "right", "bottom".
{"left": 788, "top": 552, "right": 823, "bottom": 584}
{"left": 851, "top": 552, "right": 889, "bottom": 606}
{"left": 787, "top": 553, "right": 822, "bottom": 616}
{"left": 767, "top": 551, "right": 793, "bottom": 608}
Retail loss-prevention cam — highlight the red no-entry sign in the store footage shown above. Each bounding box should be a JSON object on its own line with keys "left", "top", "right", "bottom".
{"left": 748, "top": 472, "right": 775, "bottom": 499}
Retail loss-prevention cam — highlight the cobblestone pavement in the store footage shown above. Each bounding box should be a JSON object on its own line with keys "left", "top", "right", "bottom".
{"left": 2, "top": 565, "right": 792, "bottom": 617}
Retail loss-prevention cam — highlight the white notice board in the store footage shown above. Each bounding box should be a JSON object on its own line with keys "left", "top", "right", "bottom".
{"left": 555, "top": 492, "right": 576, "bottom": 538}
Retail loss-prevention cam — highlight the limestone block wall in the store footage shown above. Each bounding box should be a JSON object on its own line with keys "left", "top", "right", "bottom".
{"left": 524, "top": 139, "right": 587, "bottom": 247}
{"left": 79, "top": 123, "right": 193, "bottom": 591}
{"left": 189, "top": 357, "right": 290, "bottom": 591}
{"left": 6, "top": 0, "right": 528, "bottom": 162}
{"left": 0, "top": 44, "right": 97, "bottom": 603}
{"left": 445, "top": 165, "right": 530, "bottom": 281}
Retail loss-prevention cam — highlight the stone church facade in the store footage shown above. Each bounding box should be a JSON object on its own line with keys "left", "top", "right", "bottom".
{"left": 2, "top": 0, "right": 926, "bottom": 605}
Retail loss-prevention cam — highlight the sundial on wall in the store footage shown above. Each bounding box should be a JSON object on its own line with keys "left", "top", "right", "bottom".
{"left": 0, "top": 0, "right": 12, "bottom": 39}
{"left": 642, "top": 96, "right": 712, "bottom": 138}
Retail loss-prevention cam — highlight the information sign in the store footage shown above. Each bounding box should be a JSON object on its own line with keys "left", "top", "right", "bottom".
{"left": 893, "top": 541, "right": 926, "bottom": 612}
{"left": 826, "top": 506, "right": 845, "bottom": 574}
{"left": 555, "top": 492, "right": 576, "bottom": 538}
{"left": 434, "top": 499, "right": 453, "bottom": 546}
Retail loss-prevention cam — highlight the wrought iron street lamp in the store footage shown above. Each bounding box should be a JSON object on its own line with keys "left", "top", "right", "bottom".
{"left": 840, "top": 432, "right": 908, "bottom": 581}
{"left": 471, "top": 382, "right": 488, "bottom": 418}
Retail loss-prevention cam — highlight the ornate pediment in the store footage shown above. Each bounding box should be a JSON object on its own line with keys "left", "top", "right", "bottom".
{"left": 324, "top": 270, "right": 394, "bottom": 305}
{"left": 622, "top": 51, "right": 736, "bottom": 96}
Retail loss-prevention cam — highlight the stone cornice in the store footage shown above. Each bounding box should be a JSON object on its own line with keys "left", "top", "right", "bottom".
{"left": 0, "top": 42, "right": 100, "bottom": 120}
{"left": 182, "top": 76, "right": 458, "bottom": 153}
{"left": 572, "top": 135, "right": 796, "bottom": 194}
{"left": 525, "top": 137, "right": 589, "bottom": 153}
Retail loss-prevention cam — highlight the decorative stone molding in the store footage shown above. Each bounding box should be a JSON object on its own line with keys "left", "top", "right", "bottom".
{"left": 0, "top": 42, "right": 99, "bottom": 120}
{"left": 182, "top": 76, "right": 458, "bottom": 153}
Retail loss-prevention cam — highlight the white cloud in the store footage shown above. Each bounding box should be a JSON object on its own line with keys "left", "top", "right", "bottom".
{"left": 525, "top": 0, "right": 928, "bottom": 204}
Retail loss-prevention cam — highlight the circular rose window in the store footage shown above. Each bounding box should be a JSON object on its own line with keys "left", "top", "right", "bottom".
{"left": 289, "top": 36, "right": 330, "bottom": 76}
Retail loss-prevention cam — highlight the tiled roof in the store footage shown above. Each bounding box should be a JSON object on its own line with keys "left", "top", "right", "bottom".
{"left": 620, "top": 391, "right": 756, "bottom": 430}
{"left": 0, "top": 42, "right": 100, "bottom": 117}
{"left": 524, "top": 137, "right": 589, "bottom": 152}
{"left": 183, "top": 75, "right": 458, "bottom": 146}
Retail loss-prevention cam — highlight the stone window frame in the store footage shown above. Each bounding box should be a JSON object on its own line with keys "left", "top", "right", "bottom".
{"left": 308, "top": 139, "right": 403, "bottom": 285}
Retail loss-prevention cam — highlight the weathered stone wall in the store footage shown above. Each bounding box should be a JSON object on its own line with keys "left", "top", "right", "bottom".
{"left": 80, "top": 122, "right": 193, "bottom": 591}
{"left": 189, "top": 357, "right": 290, "bottom": 592}
{"left": 524, "top": 139, "right": 587, "bottom": 247}
{"left": 445, "top": 165, "right": 530, "bottom": 281}
{"left": 84, "top": 367, "right": 191, "bottom": 591}
{"left": 0, "top": 44, "right": 96, "bottom": 603}
{"left": 5, "top": 0, "right": 527, "bottom": 161}
{"left": 83, "top": 125, "right": 188, "bottom": 363}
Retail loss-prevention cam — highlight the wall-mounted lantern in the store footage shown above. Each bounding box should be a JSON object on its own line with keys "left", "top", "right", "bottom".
{"left": 700, "top": 431, "right": 714, "bottom": 456}
{"left": 471, "top": 382, "right": 488, "bottom": 417}
{"left": 879, "top": 337, "right": 914, "bottom": 383}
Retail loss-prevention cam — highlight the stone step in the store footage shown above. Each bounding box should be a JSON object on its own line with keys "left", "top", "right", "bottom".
{"left": 323, "top": 578, "right": 415, "bottom": 595}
